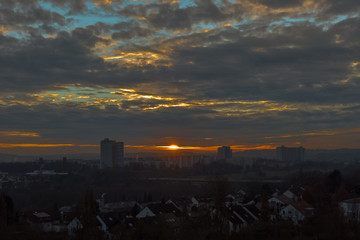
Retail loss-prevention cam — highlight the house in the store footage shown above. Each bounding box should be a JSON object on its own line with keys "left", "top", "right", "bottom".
{"left": 236, "top": 189, "right": 247, "bottom": 203}
{"left": 136, "top": 202, "right": 183, "bottom": 236}
{"left": 227, "top": 204, "right": 260, "bottom": 232}
{"left": 225, "top": 194, "right": 236, "bottom": 203}
{"left": 191, "top": 196, "right": 213, "bottom": 208}
{"left": 51, "top": 223, "right": 68, "bottom": 233}
{"left": 136, "top": 202, "right": 182, "bottom": 219}
{"left": 166, "top": 197, "right": 192, "bottom": 213}
{"left": 280, "top": 201, "right": 314, "bottom": 224}
{"left": 268, "top": 195, "right": 293, "bottom": 206}
{"left": 123, "top": 215, "right": 137, "bottom": 228}
{"left": 268, "top": 195, "right": 293, "bottom": 211}
{"left": 339, "top": 198, "right": 360, "bottom": 222}
{"left": 283, "top": 186, "right": 304, "bottom": 201}
{"left": 243, "top": 204, "right": 261, "bottom": 220}
{"left": 100, "top": 201, "right": 138, "bottom": 213}
{"left": 97, "top": 212, "right": 120, "bottom": 231}
{"left": 25, "top": 211, "right": 55, "bottom": 232}
{"left": 67, "top": 217, "right": 83, "bottom": 236}
{"left": 59, "top": 206, "right": 73, "bottom": 223}
{"left": 226, "top": 194, "right": 246, "bottom": 205}
{"left": 158, "top": 213, "right": 182, "bottom": 235}
{"left": 228, "top": 210, "right": 243, "bottom": 233}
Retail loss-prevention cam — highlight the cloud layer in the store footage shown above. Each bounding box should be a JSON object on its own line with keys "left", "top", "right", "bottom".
{"left": 0, "top": 0, "right": 359, "bottom": 153}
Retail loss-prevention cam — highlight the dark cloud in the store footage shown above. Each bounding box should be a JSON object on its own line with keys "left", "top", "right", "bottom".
{"left": 72, "top": 27, "right": 111, "bottom": 47}
{"left": 325, "top": 0, "right": 360, "bottom": 15}
{"left": 0, "top": 5, "right": 66, "bottom": 26}
{"left": 190, "top": 0, "right": 226, "bottom": 22}
{"left": 256, "top": 0, "right": 303, "bottom": 8}
{"left": 0, "top": 30, "right": 109, "bottom": 92}
{"left": 1, "top": 98, "right": 359, "bottom": 146}
{"left": 148, "top": 6, "right": 192, "bottom": 30}
{"left": 112, "top": 25, "right": 153, "bottom": 40}
{"left": 119, "top": 0, "right": 229, "bottom": 31}
{"left": 328, "top": 17, "right": 360, "bottom": 46}
{"left": 42, "top": 0, "right": 88, "bottom": 14}
{"left": 0, "top": 0, "right": 38, "bottom": 8}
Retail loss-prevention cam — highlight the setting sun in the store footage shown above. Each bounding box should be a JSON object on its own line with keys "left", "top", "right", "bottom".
{"left": 167, "top": 145, "right": 180, "bottom": 150}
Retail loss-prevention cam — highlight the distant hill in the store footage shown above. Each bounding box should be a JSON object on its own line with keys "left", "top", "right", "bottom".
{"left": 233, "top": 149, "right": 277, "bottom": 159}
{"left": 306, "top": 149, "right": 360, "bottom": 162}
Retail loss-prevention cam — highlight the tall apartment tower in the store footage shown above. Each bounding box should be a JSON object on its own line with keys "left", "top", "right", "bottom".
{"left": 276, "top": 145, "right": 305, "bottom": 162}
{"left": 217, "top": 146, "right": 232, "bottom": 160}
{"left": 116, "top": 141, "right": 124, "bottom": 166}
{"left": 100, "top": 138, "right": 124, "bottom": 168}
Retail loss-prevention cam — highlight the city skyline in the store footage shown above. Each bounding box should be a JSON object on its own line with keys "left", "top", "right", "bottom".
{"left": 0, "top": 1, "right": 360, "bottom": 155}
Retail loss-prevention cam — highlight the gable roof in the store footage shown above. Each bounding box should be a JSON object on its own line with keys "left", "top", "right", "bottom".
{"left": 98, "top": 213, "right": 120, "bottom": 229}
{"left": 24, "top": 210, "right": 56, "bottom": 223}
{"left": 341, "top": 198, "right": 360, "bottom": 204}
{"left": 243, "top": 204, "right": 261, "bottom": 219}
{"left": 285, "top": 185, "right": 305, "bottom": 197}
{"left": 147, "top": 203, "right": 183, "bottom": 217}
{"left": 229, "top": 205, "right": 258, "bottom": 225}
{"left": 269, "top": 195, "right": 293, "bottom": 205}
{"left": 289, "top": 201, "right": 314, "bottom": 215}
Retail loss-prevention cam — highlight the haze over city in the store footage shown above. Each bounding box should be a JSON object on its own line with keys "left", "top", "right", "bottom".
{"left": 0, "top": 0, "right": 359, "bottom": 156}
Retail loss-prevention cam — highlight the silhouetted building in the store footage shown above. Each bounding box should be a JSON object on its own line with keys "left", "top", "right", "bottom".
{"left": 276, "top": 145, "right": 305, "bottom": 162}
{"left": 100, "top": 138, "right": 124, "bottom": 168}
{"left": 116, "top": 141, "right": 124, "bottom": 166}
{"left": 217, "top": 146, "right": 232, "bottom": 160}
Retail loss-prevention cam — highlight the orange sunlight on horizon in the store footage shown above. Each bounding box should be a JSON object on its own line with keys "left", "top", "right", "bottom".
{"left": 167, "top": 145, "right": 180, "bottom": 150}
{"left": 0, "top": 142, "right": 278, "bottom": 153}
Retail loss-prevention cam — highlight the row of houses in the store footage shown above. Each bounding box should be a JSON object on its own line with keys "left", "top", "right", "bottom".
{"left": 21, "top": 185, "right": 360, "bottom": 238}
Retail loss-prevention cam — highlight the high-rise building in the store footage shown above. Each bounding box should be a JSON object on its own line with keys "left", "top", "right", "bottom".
{"left": 276, "top": 145, "right": 305, "bottom": 162}
{"left": 217, "top": 146, "right": 232, "bottom": 160}
{"left": 100, "top": 138, "right": 124, "bottom": 168}
{"left": 116, "top": 141, "right": 124, "bottom": 166}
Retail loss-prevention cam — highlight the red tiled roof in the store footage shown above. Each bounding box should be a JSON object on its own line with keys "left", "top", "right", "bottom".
{"left": 290, "top": 201, "right": 314, "bottom": 215}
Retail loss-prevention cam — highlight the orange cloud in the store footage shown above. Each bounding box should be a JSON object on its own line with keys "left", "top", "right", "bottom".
{"left": 231, "top": 144, "right": 277, "bottom": 151}
{"left": 265, "top": 128, "right": 360, "bottom": 139}
{"left": 103, "top": 51, "right": 172, "bottom": 68}
{"left": 0, "top": 131, "right": 40, "bottom": 137}
{"left": 0, "top": 25, "right": 9, "bottom": 34}
{"left": 0, "top": 144, "right": 98, "bottom": 148}
{"left": 93, "top": 0, "right": 113, "bottom": 6}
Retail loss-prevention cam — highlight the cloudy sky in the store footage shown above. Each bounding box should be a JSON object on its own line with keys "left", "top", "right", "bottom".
{"left": 0, "top": 0, "right": 359, "bottom": 155}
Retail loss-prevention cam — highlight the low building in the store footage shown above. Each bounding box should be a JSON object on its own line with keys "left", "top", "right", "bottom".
{"left": 227, "top": 204, "right": 260, "bottom": 233}
{"left": 279, "top": 201, "right": 314, "bottom": 224}
{"left": 136, "top": 202, "right": 182, "bottom": 219}
{"left": 339, "top": 198, "right": 360, "bottom": 222}
{"left": 67, "top": 217, "right": 83, "bottom": 236}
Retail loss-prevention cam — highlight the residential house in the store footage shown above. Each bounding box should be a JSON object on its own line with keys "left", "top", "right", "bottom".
{"left": 136, "top": 202, "right": 182, "bottom": 219}
{"left": 191, "top": 195, "right": 213, "bottom": 208}
{"left": 339, "top": 197, "right": 360, "bottom": 222}
{"left": 280, "top": 201, "right": 314, "bottom": 224}
{"left": 136, "top": 202, "right": 183, "bottom": 236}
{"left": 283, "top": 186, "right": 305, "bottom": 202}
{"left": 67, "top": 217, "right": 83, "bottom": 236}
{"left": 227, "top": 204, "right": 260, "bottom": 233}
{"left": 25, "top": 211, "right": 55, "bottom": 232}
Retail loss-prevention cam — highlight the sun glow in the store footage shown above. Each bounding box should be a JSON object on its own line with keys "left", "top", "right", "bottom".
{"left": 167, "top": 145, "right": 180, "bottom": 150}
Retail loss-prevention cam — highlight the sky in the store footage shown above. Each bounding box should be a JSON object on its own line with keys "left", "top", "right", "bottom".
{"left": 0, "top": 0, "right": 359, "bottom": 155}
